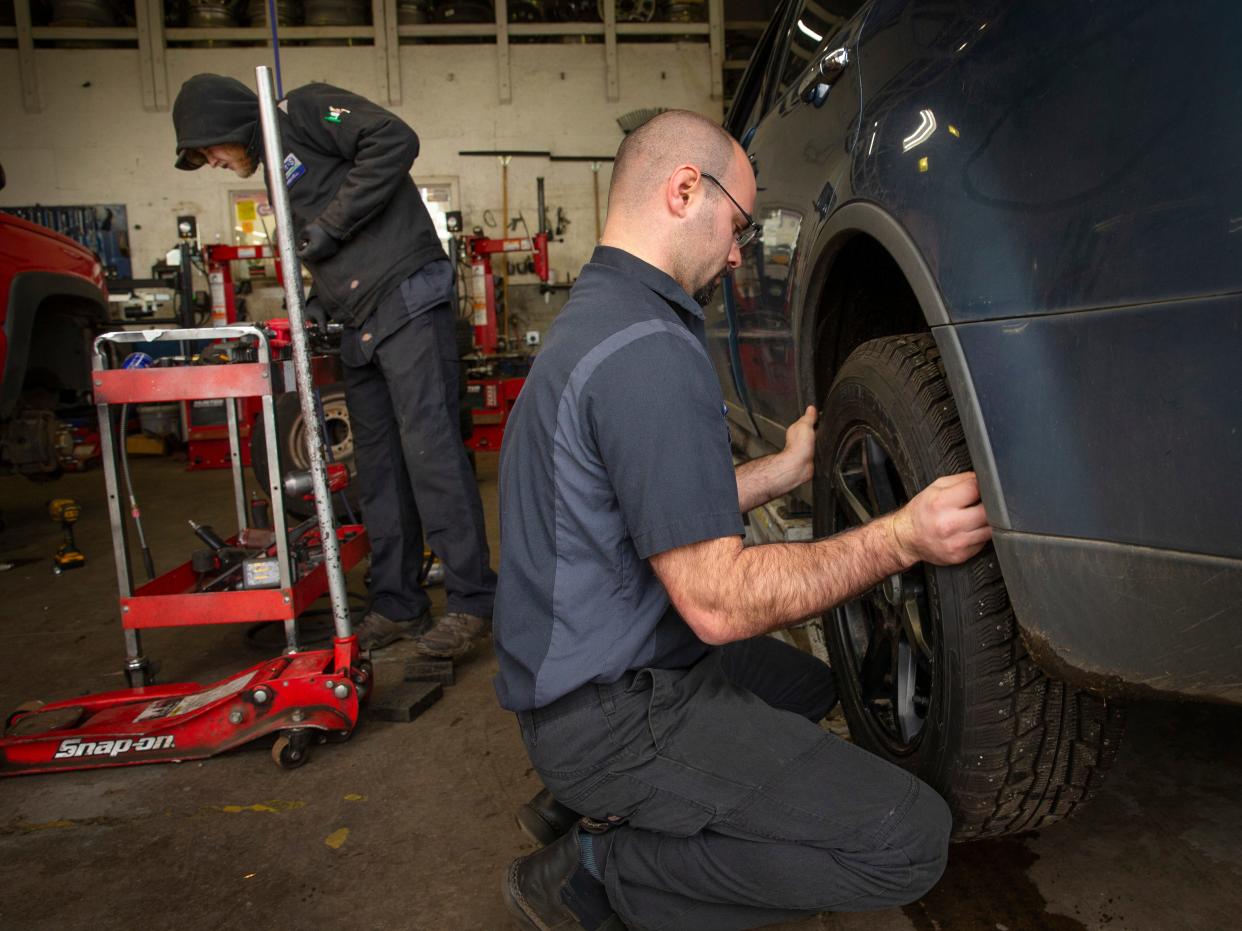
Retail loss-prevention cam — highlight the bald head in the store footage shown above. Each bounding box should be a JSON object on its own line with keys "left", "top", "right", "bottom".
{"left": 600, "top": 109, "right": 753, "bottom": 302}
{"left": 608, "top": 110, "right": 738, "bottom": 214}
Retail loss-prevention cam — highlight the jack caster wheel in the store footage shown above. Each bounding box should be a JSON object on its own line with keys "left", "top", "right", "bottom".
{"left": 271, "top": 730, "right": 313, "bottom": 769}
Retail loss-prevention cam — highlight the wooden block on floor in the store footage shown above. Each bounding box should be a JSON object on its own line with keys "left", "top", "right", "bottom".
{"left": 404, "top": 658, "right": 455, "bottom": 687}
{"left": 365, "top": 680, "right": 443, "bottom": 723}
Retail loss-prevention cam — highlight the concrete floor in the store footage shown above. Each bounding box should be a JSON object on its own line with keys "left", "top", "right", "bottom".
{"left": 2, "top": 455, "right": 1241, "bottom": 931}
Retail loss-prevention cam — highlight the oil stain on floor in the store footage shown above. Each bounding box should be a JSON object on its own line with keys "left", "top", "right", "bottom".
{"left": 904, "top": 836, "right": 1088, "bottom": 931}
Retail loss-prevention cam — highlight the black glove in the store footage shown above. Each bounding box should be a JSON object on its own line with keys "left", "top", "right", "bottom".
{"left": 297, "top": 222, "right": 340, "bottom": 263}
{"left": 303, "top": 295, "right": 328, "bottom": 329}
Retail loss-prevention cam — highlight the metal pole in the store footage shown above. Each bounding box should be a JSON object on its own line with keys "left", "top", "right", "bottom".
{"left": 500, "top": 155, "right": 511, "bottom": 350}
{"left": 255, "top": 64, "right": 353, "bottom": 643}
{"left": 592, "top": 162, "right": 602, "bottom": 243}
{"left": 537, "top": 176, "right": 546, "bottom": 236}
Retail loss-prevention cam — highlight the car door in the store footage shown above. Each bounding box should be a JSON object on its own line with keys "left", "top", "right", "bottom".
{"left": 730, "top": 0, "right": 867, "bottom": 450}
{"left": 705, "top": 5, "right": 790, "bottom": 433}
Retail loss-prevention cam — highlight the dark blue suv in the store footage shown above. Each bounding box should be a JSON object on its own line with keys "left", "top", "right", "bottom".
{"left": 710, "top": 0, "right": 1241, "bottom": 838}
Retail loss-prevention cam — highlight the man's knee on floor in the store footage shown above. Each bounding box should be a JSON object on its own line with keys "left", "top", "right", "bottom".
{"left": 829, "top": 780, "right": 951, "bottom": 910}
{"left": 888, "top": 781, "right": 952, "bottom": 904}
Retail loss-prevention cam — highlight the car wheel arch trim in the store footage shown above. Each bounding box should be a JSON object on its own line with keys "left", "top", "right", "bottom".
{"left": 794, "top": 201, "right": 1010, "bottom": 530}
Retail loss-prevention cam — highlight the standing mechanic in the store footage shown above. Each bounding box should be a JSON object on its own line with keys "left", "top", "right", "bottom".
{"left": 171, "top": 74, "right": 496, "bottom": 657}
{"left": 494, "top": 110, "right": 992, "bottom": 930}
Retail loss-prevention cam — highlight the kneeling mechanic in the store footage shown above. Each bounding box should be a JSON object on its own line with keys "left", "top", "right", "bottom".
{"left": 492, "top": 110, "right": 992, "bottom": 931}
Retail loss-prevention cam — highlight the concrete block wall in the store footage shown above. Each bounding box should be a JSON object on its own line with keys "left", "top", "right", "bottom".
{"left": 0, "top": 42, "right": 719, "bottom": 283}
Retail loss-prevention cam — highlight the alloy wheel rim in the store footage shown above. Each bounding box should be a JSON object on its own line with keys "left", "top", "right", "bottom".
{"left": 831, "top": 426, "right": 935, "bottom": 754}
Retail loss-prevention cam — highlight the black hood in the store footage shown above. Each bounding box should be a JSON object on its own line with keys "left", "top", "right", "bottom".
{"left": 172, "top": 74, "right": 262, "bottom": 171}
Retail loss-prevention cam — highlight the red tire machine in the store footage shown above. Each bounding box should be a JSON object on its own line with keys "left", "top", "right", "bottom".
{"left": 460, "top": 179, "right": 552, "bottom": 451}
{"left": 183, "top": 241, "right": 281, "bottom": 471}
{"left": 0, "top": 65, "right": 369, "bottom": 776}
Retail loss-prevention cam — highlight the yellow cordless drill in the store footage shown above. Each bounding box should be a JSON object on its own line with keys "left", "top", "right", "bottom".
{"left": 48, "top": 498, "right": 85, "bottom": 574}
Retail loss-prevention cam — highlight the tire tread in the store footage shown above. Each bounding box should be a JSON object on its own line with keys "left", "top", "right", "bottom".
{"left": 834, "top": 334, "right": 1124, "bottom": 839}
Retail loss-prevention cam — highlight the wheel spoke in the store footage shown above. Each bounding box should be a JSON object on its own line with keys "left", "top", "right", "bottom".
{"left": 858, "top": 621, "right": 891, "bottom": 704}
{"left": 894, "top": 639, "right": 919, "bottom": 743}
{"left": 833, "top": 459, "right": 874, "bottom": 526}
{"left": 863, "top": 435, "right": 901, "bottom": 515}
{"left": 901, "top": 592, "right": 934, "bottom": 661}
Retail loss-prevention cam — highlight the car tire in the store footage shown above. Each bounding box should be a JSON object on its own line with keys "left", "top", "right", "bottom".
{"left": 814, "top": 333, "right": 1125, "bottom": 839}
{"left": 250, "top": 384, "right": 361, "bottom": 520}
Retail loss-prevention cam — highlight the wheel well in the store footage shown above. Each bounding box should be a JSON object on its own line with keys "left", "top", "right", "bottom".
{"left": 20, "top": 297, "right": 103, "bottom": 401}
{"left": 810, "top": 234, "right": 930, "bottom": 405}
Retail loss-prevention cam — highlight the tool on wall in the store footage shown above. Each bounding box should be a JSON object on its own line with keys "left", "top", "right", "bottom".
{"left": 550, "top": 154, "right": 615, "bottom": 243}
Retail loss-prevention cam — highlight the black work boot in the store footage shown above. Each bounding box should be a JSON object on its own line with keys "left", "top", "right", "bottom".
{"left": 516, "top": 788, "right": 581, "bottom": 847}
{"left": 414, "top": 611, "right": 491, "bottom": 658}
{"left": 502, "top": 826, "right": 625, "bottom": 931}
{"left": 355, "top": 608, "right": 431, "bottom": 651}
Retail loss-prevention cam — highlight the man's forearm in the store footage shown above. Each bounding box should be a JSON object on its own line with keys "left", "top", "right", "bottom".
{"left": 702, "top": 517, "right": 913, "bottom": 643}
{"left": 735, "top": 452, "right": 805, "bottom": 513}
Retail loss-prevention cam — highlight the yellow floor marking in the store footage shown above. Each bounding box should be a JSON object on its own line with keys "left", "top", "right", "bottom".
{"left": 219, "top": 799, "right": 306, "bottom": 814}
{"left": 12, "top": 819, "right": 76, "bottom": 832}
{"left": 325, "top": 827, "right": 350, "bottom": 849}
{"left": 344, "top": 794, "right": 365, "bottom": 801}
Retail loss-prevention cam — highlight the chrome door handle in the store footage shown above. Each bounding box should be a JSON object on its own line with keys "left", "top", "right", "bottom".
{"left": 799, "top": 47, "right": 851, "bottom": 106}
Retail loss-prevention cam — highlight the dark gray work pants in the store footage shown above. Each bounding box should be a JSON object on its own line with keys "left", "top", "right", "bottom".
{"left": 517, "top": 637, "right": 951, "bottom": 931}
{"left": 343, "top": 300, "right": 496, "bottom": 620}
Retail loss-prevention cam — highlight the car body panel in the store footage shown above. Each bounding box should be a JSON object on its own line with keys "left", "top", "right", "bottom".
{"left": 856, "top": 0, "right": 1242, "bottom": 325}
{"left": 0, "top": 210, "right": 108, "bottom": 472}
{"left": 716, "top": 0, "right": 1242, "bottom": 702}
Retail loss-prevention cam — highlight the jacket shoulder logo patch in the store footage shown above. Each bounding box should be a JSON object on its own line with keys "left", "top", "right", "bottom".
{"left": 324, "top": 106, "right": 351, "bottom": 124}
{"left": 283, "top": 153, "right": 306, "bottom": 188}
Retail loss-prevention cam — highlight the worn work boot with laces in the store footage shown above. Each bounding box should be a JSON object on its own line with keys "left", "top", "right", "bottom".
{"left": 502, "top": 824, "right": 625, "bottom": 931}
{"left": 414, "top": 611, "right": 490, "bottom": 658}
{"left": 354, "top": 608, "right": 431, "bottom": 651}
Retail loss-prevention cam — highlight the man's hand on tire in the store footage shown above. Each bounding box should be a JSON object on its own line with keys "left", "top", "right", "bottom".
{"left": 889, "top": 471, "right": 991, "bottom": 566}
{"left": 780, "top": 405, "right": 818, "bottom": 487}
{"left": 297, "top": 222, "right": 340, "bottom": 263}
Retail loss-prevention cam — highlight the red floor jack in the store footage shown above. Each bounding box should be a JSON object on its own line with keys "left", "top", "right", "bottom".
{"left": 0, "top": 65, "right": 369, "bottom": 776}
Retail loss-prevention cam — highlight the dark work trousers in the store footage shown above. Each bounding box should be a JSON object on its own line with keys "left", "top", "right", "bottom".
{"left": 516, "top": 636, "right": 951, "bottom": 931}
{"left": 343, "top": 298, "right": 496, "bottom": 621}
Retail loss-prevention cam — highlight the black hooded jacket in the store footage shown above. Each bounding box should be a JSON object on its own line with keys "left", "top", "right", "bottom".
{"left": 172, "top": 74, "right": 446, "bottom": 326}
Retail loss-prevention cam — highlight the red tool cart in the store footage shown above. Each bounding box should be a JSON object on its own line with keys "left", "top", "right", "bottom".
{"left": 0, "top": 322, "right": 370, "bottom": 775}
{"left": 1, "top": 65, "right": 369, "bottom": 777}
{"left": 95, "top": 324, "right": 368, "bottom": 681}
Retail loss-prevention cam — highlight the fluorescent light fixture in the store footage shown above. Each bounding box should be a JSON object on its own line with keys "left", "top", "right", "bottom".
{"left": 902, "top": 109, "right": 937, "bottom": 152}
{"left": 797, "top": 19, "right": 823, "bottom": 43}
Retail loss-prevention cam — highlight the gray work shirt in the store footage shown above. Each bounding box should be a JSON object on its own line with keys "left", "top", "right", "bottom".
{"left": 493, "top": 246, "right": 744, "bottom": 712}
{"left": 339, "top": 258, "right": 454, "bottom": 366}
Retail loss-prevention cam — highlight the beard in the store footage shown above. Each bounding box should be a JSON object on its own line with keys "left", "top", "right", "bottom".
{"left": 693, "top": 277, "right": 721, "bottom": 307}
{"left": 233, "top": 153, "right": 259, "bottom": 179}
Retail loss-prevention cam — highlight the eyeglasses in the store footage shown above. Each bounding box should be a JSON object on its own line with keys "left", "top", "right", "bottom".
{"left": 700, "top": 172, "right": 761, "bottom": 248}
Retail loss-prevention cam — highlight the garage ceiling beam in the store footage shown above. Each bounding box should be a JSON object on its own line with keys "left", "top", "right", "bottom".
{"left": 3, "top": 3, "right": 725, "bottom": 112}
{"left": 373, "top": 0, "right": 401, "bottom": 106}
{"left": 14, "top": 0, "right": 40, "bottom": 113}
{"left": 708, "top": 0, "right": 724, "bottom": 100}
{"left": 135, "top": 0, "right": 170, "bottom": 112}
{"left": 496, "top": 0, "right": 511, "bottom": 104}
{"left": 603, "top": 0, "right": 619, "bottom": 102}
